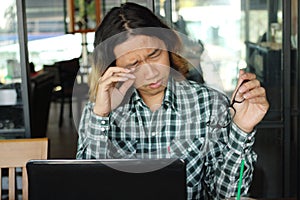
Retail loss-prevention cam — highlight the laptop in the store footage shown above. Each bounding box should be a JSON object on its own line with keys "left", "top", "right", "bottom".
{"left": 26, "top": 158, "right": 186, "bottom": 200}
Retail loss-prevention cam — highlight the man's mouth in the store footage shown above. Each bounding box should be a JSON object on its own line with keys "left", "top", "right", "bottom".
{"left": 148, "top": 80, "right": 162, "bottom": 89}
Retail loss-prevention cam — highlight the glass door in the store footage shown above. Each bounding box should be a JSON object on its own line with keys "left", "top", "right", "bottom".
{"left": 0, "top": 0, "right": 31, "bottom": 138}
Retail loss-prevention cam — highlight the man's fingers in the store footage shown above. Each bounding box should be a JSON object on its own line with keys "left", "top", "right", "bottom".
{"left": 118, "top": 79, "right": 135, "bottom": 95}
{"left": 248, "top": 96, "right": 269, "bottom": 105}
{"left": 238, "top": 79, "right": 260, "bottom": 93}
{"left": 242, "top": 86, "right": 266, "bottom": 100}
{"left": 101, "top": 67, "right": 132, "bottom": 80}
{"left": 237, "top": 71, "right": 256, "bottom": 85}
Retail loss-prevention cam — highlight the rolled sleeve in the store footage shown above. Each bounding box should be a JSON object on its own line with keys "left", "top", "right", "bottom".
{"left": 228, "top": 123, "right": 256, "bottom": 155}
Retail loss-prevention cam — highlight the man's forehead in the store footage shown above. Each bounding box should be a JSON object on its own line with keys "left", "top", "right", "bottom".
{"left": 114, "top": 35, "right": 167, "bottom": 57}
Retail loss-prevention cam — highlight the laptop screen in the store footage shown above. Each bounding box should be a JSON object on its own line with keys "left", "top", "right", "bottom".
{"left": 26, "top": 158, "right": 186, "bottom": 200}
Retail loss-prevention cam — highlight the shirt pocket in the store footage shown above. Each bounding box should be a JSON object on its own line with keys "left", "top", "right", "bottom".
{"left": 108, "top": 138, "right": 138, "bottom": 159}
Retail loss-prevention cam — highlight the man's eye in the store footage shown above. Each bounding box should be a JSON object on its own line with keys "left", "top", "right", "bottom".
{"left": 149, "top": 50, "right": 161, "bottom": 59}
{"left": 126, "top": 64, "right": 139, "bottom": 71}
{"left": 126, "top": 62, "right": 138, "bottom": 70}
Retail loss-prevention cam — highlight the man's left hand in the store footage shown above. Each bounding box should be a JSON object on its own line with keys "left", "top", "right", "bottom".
{"left": 232, "top": 70, "right": 269, "bottom": 133}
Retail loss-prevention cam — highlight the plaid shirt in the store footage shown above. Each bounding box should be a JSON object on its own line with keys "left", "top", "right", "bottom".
{"left": 76, "top": 78, "right": 257, "bottom": 200}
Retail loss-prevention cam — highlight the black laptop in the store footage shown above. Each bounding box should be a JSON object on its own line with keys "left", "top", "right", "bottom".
{"left": 26, "top": 158, "right": 186, "bottom": 200}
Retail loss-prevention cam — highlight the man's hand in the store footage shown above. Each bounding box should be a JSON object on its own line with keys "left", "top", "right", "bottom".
{"left": 232, "top": 70, "right": 269, "bottom": 133}
{"left": 93, "top": 67, "right": 136, "bottom": 117}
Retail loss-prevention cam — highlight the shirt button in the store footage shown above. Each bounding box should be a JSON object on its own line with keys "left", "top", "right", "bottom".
{"left": 151, "top": 132, "right": 157, "bottom": 137}
{"left": 100, "top": 135, "right": 105, "bottom": 139}
{"left": 100, "top": 127, "right": 106, "bottom": 132}
{"left": 101, "top": 120, "right": 106, "bottom": 125}
{"left": 187, "top": 147, "right": 192, "bottom": 152}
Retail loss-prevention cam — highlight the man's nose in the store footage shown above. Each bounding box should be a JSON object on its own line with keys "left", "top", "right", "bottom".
{"left": 143, "top": 62, "right": 159, "bottom": 79}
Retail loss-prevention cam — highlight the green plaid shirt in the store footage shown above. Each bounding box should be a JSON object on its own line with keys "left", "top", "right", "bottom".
{"left": 76, "top": 78, "right": 257, "bottom": 200}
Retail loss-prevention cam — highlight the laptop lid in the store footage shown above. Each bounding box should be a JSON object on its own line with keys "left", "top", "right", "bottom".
{"left": 26, "top": 158, "right": 186, "bottom": 200}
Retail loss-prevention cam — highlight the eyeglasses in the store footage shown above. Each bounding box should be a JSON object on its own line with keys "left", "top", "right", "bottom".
{"left": 206, "top": 80, "right": 248, "bottom": 129}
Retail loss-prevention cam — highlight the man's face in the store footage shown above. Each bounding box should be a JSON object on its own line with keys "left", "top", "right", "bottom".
{"left": 114, "top": 35, "right": 170, "bottom": 98}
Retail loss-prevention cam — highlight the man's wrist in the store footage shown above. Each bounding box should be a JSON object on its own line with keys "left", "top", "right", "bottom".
{"left": 237, "top": 126, "right": 253, "bottom": 134}
{"left": 229, "top": 123, "right": 256, "bottom": 153}
{"left": 232, "top": 120, "right": 254, "bottom": 133}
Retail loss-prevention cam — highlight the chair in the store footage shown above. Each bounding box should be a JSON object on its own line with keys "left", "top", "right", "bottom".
{"left": 43, "top": 63, "right": 61, "bottom": 90}
{"left": 54, "top": 58, "right": 80, "bottom": 127}
{"left": 0, "top": 138, "right": 48, "bottom": 200}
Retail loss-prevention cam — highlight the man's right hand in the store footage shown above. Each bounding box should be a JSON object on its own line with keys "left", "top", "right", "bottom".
{"left": 93, "top": 67, "right": 136, "bottom": 117}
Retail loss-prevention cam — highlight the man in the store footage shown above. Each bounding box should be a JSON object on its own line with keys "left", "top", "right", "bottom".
{"left": 76, "top": 2, "right": 269, "bottom": 199}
